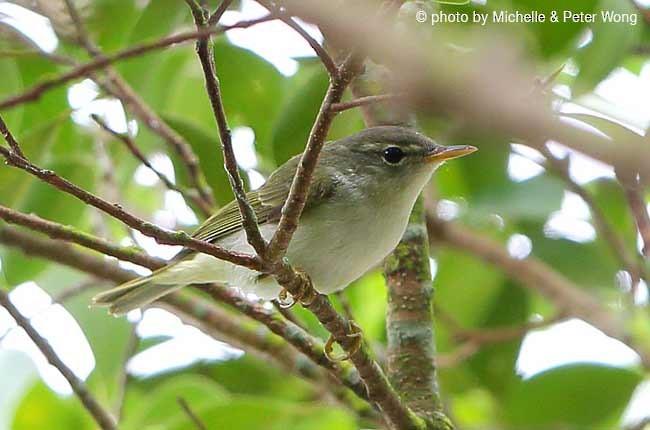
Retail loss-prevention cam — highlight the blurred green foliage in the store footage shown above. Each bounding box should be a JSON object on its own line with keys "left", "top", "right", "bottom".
{"left": 0, "top": 0, "right": 648, "bottom": 429}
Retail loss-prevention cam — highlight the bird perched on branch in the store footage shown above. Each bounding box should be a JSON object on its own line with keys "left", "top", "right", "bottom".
{"left": 93, "top": 126, "right": 475, "bottom": 315}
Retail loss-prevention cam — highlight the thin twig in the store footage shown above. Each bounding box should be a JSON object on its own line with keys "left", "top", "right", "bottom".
{"left": 0, "top": 227, "right": 371, "bottom": 406}
{"left": 186, "top": 0, "right": 267, "bottom": 255}
{"left": 0, "top": 113, "right": 25, "bottom": 158}
{"left": 0, "top": 205, "right": 164, "bottom": 269}
{"left": 52, "top": 279, "right": 106, "bottom": 303}
{"left": 618, "top": 171, "right": 650, "bottom": 258}
{"left": 91, "top": 115, "right": 212, "bottom": 216}
{"left": 63, "top": 0, "right": 214, "bottom": 209}
{"left": 0, "top": 118, "right": 263, "bottom": 271}
{"left": 425, "top": 213, "right": 624, "bottom": 341}
{"left": 330, "top": 94, "right": 400, "bottom": 113}
{"left": 208, "top": 0, "right": 234, "bottom": 26}
{"left": 114, "top": 327, "right": 139, "bottom": 421}
{"left": 0, "top": 16, "right": 277, "bottom": 111}
{"left": 436, "top": 312, "right": 561, "bottom": 367}
{"left": 256, "top": 0, "right": 338, "bottom": 77}
{"left": 266, "top": 53, "right": 363, "bottom": 261}
{"left": 0, "top": 289, "right": 118, "bottom": 430}
{"left": 272, "top": 301, "right": 309, "bottom": 331}
{"left": 177, "top": 397, "right": 207, "bottom": 430}
{"left": 537, "top": 146, "right": 645, "bottom": 282}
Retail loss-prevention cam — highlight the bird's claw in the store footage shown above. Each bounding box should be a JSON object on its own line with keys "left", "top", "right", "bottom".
{"left": 324, "top": 320, "right": 363, "bottom": 362}
{"left": 276, "top": 268, "right": 317, "bottom": 309}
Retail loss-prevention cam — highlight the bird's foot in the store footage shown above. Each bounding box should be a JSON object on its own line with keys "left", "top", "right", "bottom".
{"left": 277, "top": 268, "right": 318, "bottom": 309}
{"left": 324, "top": 320, "right": 363, "bottom": 362}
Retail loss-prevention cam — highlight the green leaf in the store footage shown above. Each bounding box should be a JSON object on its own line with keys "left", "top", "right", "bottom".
{"left": 163, "top": 397, "right": 355, "bottom": 430}
{"left": 65, "top": 288, "right": 132, "bottom": 405}
{"left": 270, "top": 65, "right": 328, "bottom": 166}
{"left": 162, "top": 115, "right": 233, "bottom": 206}
{"left": 563, "top": 112, "right": 645, "bottom": 146}
{"left": 0, "top": 121, "right": 95, "bottom": 285}
{"left": 212, "top": 41, "right": 286, "bottom": 163}
{"left": 86, "top": 0, "right": 140, "bottom": 52}
{"left": 345, "top": 271, "right": 388, "bottom": 342}
{"left": 434, "top": 249, "right": 506, "bottom": 328}
{"left": 207, "top": 355, "right": 313, "bottom": 400}
{"left": 467, "top": 282, "right": 530, "bottom": 398}
{"left": 501, "top": 0, "right": 599, "bottom": 57}
{"left": 521, "top": 220, "right": 621, "bottom": 289}
{"left": 122, "top": 374, "right": 230, "bottom": 430}
{"left": 574, "top": 0, "right": 642, "bottom": 94}
{"left": 12, "top": 382, "right": 94, "bottom": 430}
{"left": 505, "top": 364, "right": 642, "bottom": 427}
{"left": 0, "top": 58, "right": 23, "bottom": 131}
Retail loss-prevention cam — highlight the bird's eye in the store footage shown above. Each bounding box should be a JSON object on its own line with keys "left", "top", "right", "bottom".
{"left": 382, "top": 146, "right": 405, "bottom": 164}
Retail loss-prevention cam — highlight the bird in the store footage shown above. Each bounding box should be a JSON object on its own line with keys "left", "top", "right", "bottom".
{"left": 92, "top": 126, "right": 476, "bottom": 315}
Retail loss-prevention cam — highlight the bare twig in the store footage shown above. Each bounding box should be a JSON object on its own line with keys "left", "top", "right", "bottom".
{"left": 0, "top": 16, "right": 276, "bottom": 111}
{"left": 177, "top": 397, "right": 207, "bottom": 430}
{"left": 208, "top": 0, "right": 235, "bottom": 26}
{"left": 330, "top": 94, "right": 401, "bottom": 113}
{"left": 187, "top": 0, "right": 267, "bottom": 255}
{"left": 281, "top": 0, "right": 650, "bottom": 175}
{"left": 114, "top": 327, "right": 139, "bottom": 421}
{"left": 437, "top": 313, "right": 561, "bottom": 368}
{"left": 618, "top": 171, "right": 650, "bottom": 258}
{"left": 0, "top": 120, "right": 263, "bottom": 271}
{"left": 200, "top": 284, "right": 369, "bottom": 401}
{"left": 256, "top": 0, "right": 338, "bottom": 77}
{"left": 52, "top": 279, "right": 106, "bottom": 303}
{"left": 538, "top": 146, "right": 645, "bottom": 281}
{"left": 0, "top": 113, "right": 25, "bottom": 158}
{"left": 0, "top": 205, "right": 162, "bottom": 269}
{"left": 266, "top": 54, "right": 363, "bottom": 261}
{"left": 0, "top": 227, "right": 371, "bottom": 406}
{"left": 0, "top": 289, "right": 118, "bottom": 430}
{"left": 63, "top": 0, "right": 214, "bottom": 208}
{"left": 91, "top": 115, "right": 212, "bottom": 216}
{"left": 425, "top": 214, "right": 624, "bottom": 341}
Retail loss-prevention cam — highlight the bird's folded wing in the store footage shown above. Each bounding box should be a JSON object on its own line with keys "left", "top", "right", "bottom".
{"left": 171, "top": 156, "right": 300, "bottom": 262}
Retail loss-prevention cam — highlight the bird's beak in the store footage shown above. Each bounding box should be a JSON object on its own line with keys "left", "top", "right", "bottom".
{"left": 425, "top": 145, "right": 477, "bottom": 162}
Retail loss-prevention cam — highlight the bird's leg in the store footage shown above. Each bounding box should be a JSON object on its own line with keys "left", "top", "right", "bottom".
{"left": 324, "top": 320, "right": 363, "bottom": 361}
{"left": 277, "top": 268, "right": 318, "bottom": 308}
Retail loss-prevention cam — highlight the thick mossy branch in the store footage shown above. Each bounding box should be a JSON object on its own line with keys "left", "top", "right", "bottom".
{"left": 384, "top": 198, "right": 444, "bottom": 424}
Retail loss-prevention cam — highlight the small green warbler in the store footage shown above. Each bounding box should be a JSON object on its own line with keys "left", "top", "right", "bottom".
{"left": 93, "top": 126, "right": 476, "bottom": 314}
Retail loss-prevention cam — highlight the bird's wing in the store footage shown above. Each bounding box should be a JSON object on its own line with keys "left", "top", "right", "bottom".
{"left": 173, "top": 151, "right": 337, "bottom": 262}
{"left": 171, "top": 156, "right": 300, "bottom": 262}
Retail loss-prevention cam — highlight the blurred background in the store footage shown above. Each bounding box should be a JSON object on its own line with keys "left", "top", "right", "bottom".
{"left": 0, "top": 0, "right": 650, "bottom": 429}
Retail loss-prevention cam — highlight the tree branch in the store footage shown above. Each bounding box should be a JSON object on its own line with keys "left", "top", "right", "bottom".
{"left": 0, "top": 16, "right": 276, "bottom": 111}
{"left": 330, "top": 94, "right": 401, "bottom": 113}
{"left": 184, "top": 7, "right": 418, "bottom": 428}
{"left": 384, "top": 200, "right": 443, "bottom": 421}
{"left": 177, "top": 397, "right": 207, "bottom": 430}
{"left": 91, "top": 115, "right": 212, "bottom": 217}
{"left": 618, "top": 170, "right": 650, "bottom": 258}
{"left": 0, "top": 289, "right": 118, "bottom": 430}
{"left": 0, "top": 226, "right": 371, "bottom": 408}
{"left": 0, "top": 117, "right": 263, "bottom": 271}
{"left": 256, "top": 0, "right": 338, "bottom": 77}
{"left": 537, "top": 146, "right": 646, "bottom": 282}
{"left": 0, "top": 204, "right": 162, "bottom": 269}
{"left": 425, "top": 214, "right": 624, "bottom": 340}
{"left": 186, "top": 0, "right": 267, "bottom": 255}
{"left": 266, "top": 53, "right": 363, "bottom": 260}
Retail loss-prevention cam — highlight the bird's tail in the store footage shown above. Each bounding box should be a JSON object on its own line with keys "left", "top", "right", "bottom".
{"left": 92, "top": 272, "right": 183, "bottom": 316}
